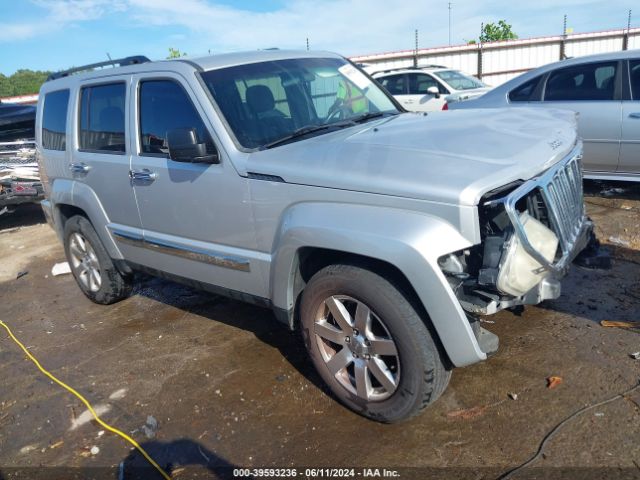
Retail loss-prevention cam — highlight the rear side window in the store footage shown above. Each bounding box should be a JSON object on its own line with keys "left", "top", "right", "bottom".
{"left": 139, "top": 80, "right": 216, "bottom": 157}
{"left": 79, "top": 83, "right": 126, "bottom": 153}
{"left": 544, "top": 61, "right": 617, "bottom": 101}
{"left": 378, "top": 74, "right": 406, "bottom": 95}
{"left": 509, "top": 76, "right": 542, "bottom": 102}
{"left": 42, "top": 89, "right": 69, "bottom": 151}
{"left": 630, "top": 60, "right": 640, "bottom": 100}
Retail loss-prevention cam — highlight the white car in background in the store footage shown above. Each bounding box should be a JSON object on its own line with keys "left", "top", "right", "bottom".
{"left": 372, "top": 66, "right": 491, "bottom": 112}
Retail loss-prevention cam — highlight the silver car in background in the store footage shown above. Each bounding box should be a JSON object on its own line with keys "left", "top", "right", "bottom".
{"left": 450, "top": 50, "right": 640, "bottom": 181}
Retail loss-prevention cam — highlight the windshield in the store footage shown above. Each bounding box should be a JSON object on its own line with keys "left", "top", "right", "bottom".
{"left": 432, "top": 70, "right": 486, "bottom": 91}
{"left": 201, "top": 57, "right": 399, "bottom": 149}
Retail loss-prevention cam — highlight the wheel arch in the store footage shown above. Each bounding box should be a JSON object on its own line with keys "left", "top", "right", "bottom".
{"left": 269, "top": 202, "right": 486, "bottom": 367}
{"left": 48, "top": 179, "right": 124, "bottom": 260}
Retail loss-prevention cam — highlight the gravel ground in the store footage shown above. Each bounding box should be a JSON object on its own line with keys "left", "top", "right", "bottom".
{"left": 0, "top": 182, "right": 639, "bottom": 480}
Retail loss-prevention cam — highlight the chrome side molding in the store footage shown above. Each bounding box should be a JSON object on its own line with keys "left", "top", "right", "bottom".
{"left": 111, "top": 229, "right": 251, "bottom": 272}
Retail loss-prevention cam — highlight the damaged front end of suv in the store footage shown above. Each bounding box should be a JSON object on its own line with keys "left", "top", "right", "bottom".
{"left": 440, "top": 143, "right": 592, "bottom": 324}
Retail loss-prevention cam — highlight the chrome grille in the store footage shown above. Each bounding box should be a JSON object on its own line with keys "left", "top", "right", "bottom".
{"left": 0, "top": 141, "right": 36, "bottom": 165}
{"left": 539, "top": 153, "right": 585, "bottom": 255}
{"left": 500, "top": 143, "right": 591, "bottom": 274}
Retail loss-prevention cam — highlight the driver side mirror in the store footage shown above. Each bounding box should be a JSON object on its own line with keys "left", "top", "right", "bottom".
{"left": 427, "top": 86, "right": 441, "bottom": 98}
{"left": 167, "top": 128, "right": 219, "bottom": 164}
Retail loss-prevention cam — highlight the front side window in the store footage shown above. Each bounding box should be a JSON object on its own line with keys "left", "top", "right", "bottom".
{"left": 432, "top": 70, "right": 485, "bottom": 90}
{"left": 79, "top": 83, "right": 126, "bottom": 152}
{"left": 630, "top": 59, "right": 640, "bottom": 100}
{"left": 139, "top": 80, "right": 216, "bottom": 157}
{"left": 544, "top": 61, "right": 617, "bottom": 101}
{"left": 378, "top": 74, "right": 406, "bottom": 95}
{"left": 42, "top": 89, "right": 70, "bottom": 151}
{"left": 408, "top": 73, "right": 448, "bottom": 95}
{"left": 201, "top": 57, "right": 399, "bottom": 149}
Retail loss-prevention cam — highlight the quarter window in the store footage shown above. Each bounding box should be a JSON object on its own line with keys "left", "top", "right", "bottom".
{"left": 42, "top": 89, "right": 69, "bottom": 151}
{"left": 544, "top": 62, "right": 617, "bottom": 101}
{"left": 630, "top": 60, "right": 640, "bottom": 100}
{"left": 79, "top": 83, "right": 126, "bottom": 153}
{"left": 509, "top": 76, "right": 542, "bottom": 102}
{"left": 139, "top": 80, "right": 216, "bottom": 157}
{"left": 378, "top": 74, "right": 406, "bottom": 95}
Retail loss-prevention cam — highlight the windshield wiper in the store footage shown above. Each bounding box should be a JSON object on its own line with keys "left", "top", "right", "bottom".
{"left": 261, "top": 122, "right": 355, "bottom": 150}
{"left": 260, "top": 112, "right": 398, "bottom": 150}
{"left": 350, "top": 111, "right": 398, "bottom": 123}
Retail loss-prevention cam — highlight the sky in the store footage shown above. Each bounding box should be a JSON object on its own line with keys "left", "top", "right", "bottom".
{"left": 0, "top": 0, "right": 637, "bottom": 75}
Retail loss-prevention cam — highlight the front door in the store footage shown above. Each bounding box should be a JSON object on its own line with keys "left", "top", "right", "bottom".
{"left": 127, "top": 73, "right": 266, "bottom": 298}
{"left": 404, "top": 73, "right": 448, "bottom": 112}
{"left": 618, "top": 59, "right": 640, "bottom": 174}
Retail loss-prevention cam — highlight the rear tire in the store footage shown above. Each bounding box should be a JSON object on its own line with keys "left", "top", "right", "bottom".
{"left": 63, "top": 215, "right": 132, "bottom": 304}
{"left": 300, "top": 264, "right": 451, "bottom": 423}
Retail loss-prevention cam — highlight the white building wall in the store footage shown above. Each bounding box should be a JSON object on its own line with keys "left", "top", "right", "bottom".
{"left": 352, "top": 27, "right": 640, "bottom": 87}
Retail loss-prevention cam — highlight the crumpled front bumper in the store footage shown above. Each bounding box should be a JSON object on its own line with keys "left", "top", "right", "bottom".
{"left": 458, "top": 144, "right": 593, "bottom": 316}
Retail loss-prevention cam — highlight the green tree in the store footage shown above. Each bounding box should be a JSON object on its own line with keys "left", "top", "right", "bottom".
{"left": 0, "top": 69, "right": 51, "bottom": 97}
{"left": 167, "top": 47, "right": 187, "bottom": 59}
{"left": 479, "top": 20, "right": 518, "bottom": 43}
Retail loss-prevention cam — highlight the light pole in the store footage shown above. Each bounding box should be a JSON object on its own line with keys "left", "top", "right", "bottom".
{"left": 448, "top": 2, "right": 452, "bottom": 45}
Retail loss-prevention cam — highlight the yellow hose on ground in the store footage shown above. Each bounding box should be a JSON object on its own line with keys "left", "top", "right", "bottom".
{"left": 0, "top": 319, "right": 171, "bottom": 480}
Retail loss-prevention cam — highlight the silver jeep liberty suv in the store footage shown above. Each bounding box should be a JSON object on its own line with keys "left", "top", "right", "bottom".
{"left": 37, "top": 51, "right": 592, "bottom": 422}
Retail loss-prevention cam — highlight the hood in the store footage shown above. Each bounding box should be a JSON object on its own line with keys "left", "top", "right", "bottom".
{"left": 245, "top": 108, "right": 578, "bottom": 206}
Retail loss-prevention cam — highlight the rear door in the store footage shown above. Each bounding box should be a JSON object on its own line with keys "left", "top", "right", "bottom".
{"left": 376, "top": 74, "right": 411, "bottom": 110}
{"left": 72, "top": 77, "right": 146, "bottom": 262}
{"left": 618, "top": 59, "right": 640, "bottom": 174}
{"left": 541, "top": 60, "right": 622, "bottom": 173}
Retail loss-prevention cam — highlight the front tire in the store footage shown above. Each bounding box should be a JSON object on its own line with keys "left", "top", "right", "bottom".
{"left": 63, "top": 215, "right": 132, "bottom": 304}
{"left": 300, "top": 264, "right": 451, "bottom": 423}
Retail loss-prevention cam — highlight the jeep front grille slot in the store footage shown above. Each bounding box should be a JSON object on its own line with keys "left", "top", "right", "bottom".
{"left": 539, "top": 152, "right": 584, "bottom": 253}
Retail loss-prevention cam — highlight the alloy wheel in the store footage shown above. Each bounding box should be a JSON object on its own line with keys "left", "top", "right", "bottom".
{"left": 314, "top": 295, "right": 400, "bottom": 401}
{"left": 68, "top": 232, "right": 102, "bottom": 292}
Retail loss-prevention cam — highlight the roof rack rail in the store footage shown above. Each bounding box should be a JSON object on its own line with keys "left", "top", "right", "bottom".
{"left": 370, "top": 64, "right": 449, "bottom": 76}
{"left": 47, "top": 55, "right": 151, "bottom": 81}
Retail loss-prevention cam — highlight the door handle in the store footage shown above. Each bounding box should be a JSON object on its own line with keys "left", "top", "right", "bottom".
{"left": 69, "top": 162, "right": 91, "bottom": 174}
{"left": 629, "top": 112, "right": 640, "bottom": 119}
{"left": 129, "top": 168, "right": 157, "bottom": 182}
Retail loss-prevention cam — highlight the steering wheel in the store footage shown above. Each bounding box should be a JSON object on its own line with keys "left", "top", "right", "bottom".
{"left": 324, "top": 106, "right": 352, "bottom": 124}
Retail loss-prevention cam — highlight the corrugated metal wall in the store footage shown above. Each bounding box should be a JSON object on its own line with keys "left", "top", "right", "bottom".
{"left": 352, "top": 27, "right": 640, "bottom": 87}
